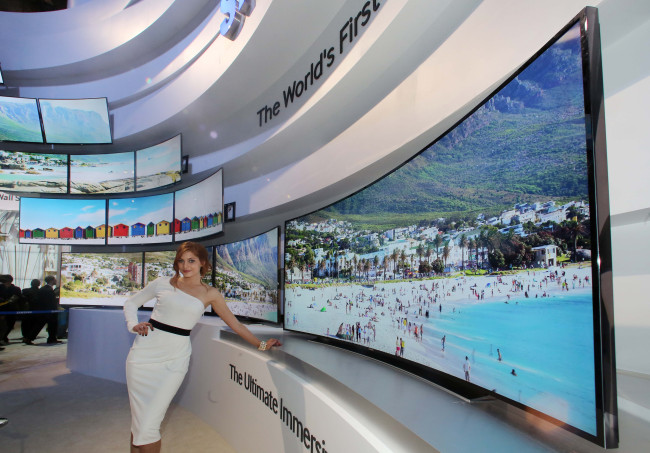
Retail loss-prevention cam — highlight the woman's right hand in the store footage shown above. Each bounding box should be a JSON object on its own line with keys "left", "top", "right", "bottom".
{"left": 134, "top": 322, "right": 154, "bottom": 336}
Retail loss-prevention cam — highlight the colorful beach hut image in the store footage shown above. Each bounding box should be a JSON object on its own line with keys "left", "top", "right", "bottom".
{"left": 131, "top": 222, "right": 146, "bottom": 237}
{"left": 46, "top": 227, "right": 59, "bottom": 239}
{"left": 113, "top": 223, "right": 129, "bottom": 237}
{"left": 85, "top": 226, "right": 96, "bottom": 239}
{"left": 191, "top": 216, "right": 200, "bottom": 231}
{"left": 147, "top": 222, "right": 155, "bottom": 237}
{"left": 33, "top": 228, "right": 45, "bottom": 239}
{"left": 156, "top": 220, "right": 171, "bottom": 235}
{"left": 96, "top": 224, "right": 107, "bottom": 238}
{"left": 74, "top": 226, "right": 85, "bottom": 239}
{"left": 60, "top": 227, "right": 74, "bottom": 239}
{"left": 173, "top": 219, "right": 181, "bottom": 233}
{"left": 19, "top": 229, "right": 25, "bottom": 238}
{"left": 207, "top": 214, "right": 214, "bottom": 227}
{"left": 181, "top": 217, "right": 191, "bottom": 232}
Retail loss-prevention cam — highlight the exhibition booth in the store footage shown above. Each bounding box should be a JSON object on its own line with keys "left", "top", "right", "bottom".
{"left": 2, "top": 0, "right": 650, "bottom": 452}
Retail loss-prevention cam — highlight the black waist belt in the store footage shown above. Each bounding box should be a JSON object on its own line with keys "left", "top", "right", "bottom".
{"left": 149, "top": 318, "right": 191, "bottom": 336}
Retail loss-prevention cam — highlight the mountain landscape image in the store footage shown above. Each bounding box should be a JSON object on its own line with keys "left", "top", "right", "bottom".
{"left": 40, "top": 102, "right": 111, "bottom": 144}
{"left": 215, "top": 230, "right": 278, "bottom": 290}
{"left": 314, "top": 24, "right": 587, "bottom": 230}
{"left": 0, "top": 99, "right": 43, "bottom": 142}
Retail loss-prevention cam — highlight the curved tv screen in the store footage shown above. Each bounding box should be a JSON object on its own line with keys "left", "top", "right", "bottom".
{"left": 107, "top": 193, "right": 174, "bottom": 245}
{"left": 284, "top": 10, "right": 615, "bottom": 447}
{"left": 174, "top": 169, "right": 223, "bottom": 241}
{"left": 60, "top": 252, "right": 145, "bottom": 306}
{"left": 70, "top": 152, "right": 135, "bottom": 194}
{"left": 136, "top": 135, "right": 182, "bottom": 191}
{"left": 39, "top": 98, "right": 112, "bottom": 144}
{"left": 0, "top": 151, "right": 67, "bottom": 193}
{"left": 0, "top": 96, "right": 44, "bottom": 143}
{"left": 214, "top": 228, "right": 279, "bottom": 323}
{"left": 19, "top": 197, "right": 107, "bottom": 245}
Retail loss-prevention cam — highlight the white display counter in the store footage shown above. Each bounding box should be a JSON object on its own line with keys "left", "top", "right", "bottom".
{"left": 67, "top": 308, "right": 646, "bottom": 452}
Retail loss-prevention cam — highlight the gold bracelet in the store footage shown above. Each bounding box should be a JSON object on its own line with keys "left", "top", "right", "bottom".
{"left": 258, "top": 340, "right": 267, "bottom": 351}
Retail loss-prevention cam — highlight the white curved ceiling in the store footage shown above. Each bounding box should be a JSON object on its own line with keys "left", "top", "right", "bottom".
{"left": 0, "top": 0, "right": 608, "bottom": 236}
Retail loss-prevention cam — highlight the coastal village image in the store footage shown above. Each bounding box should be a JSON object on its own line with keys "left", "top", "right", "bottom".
{"left": 0, "top": 151, "right": 68, "bottom": 193}
{"left": 285, "top": 22, "right": 599, "bottom": 436}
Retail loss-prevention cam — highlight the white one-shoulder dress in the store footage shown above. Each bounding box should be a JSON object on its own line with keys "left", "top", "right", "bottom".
{"left": 123, "top": 277, "right": 206, "bottom": 446}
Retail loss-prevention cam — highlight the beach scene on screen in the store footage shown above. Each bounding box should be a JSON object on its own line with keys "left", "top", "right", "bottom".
{"left": 70, "top": 152, "right": 135, "bottom": 194}
{"left": 0, "top": 151, "right": 67, "bottom": 193}
{"left": 174, "top": 171, "right": 223, "bottom": 241}
{"left": 136, "top": 135, "right": 181, "bottom": 191}
{"left": 108, "top": 193, "right": 173, "bottom": 245}
{"left": 19, "top": 197, "right": 106, "bottom": 244}
{"left": 285, "top": 23, "right": 598, "bottom": 436}
{"left": 39, "top": 98, "right": 111, "bottom": 144}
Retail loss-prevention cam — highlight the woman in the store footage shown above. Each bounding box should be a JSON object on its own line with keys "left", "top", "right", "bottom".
{"left": 124, "top": 241, "right": 281, "bottom": 453}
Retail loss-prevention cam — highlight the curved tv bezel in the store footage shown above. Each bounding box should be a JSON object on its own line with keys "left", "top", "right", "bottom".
{"left": 70, "top": 151, "right": 135, "bottom": 194}
{"left": 213, "top": 226, "right": 281, "bottom": 325}
{"left": 173, "top": 168, "right": 224, "bottom": 243}
{"left": 135, "top": 134, "right": 182, "bottom": 192}
{"left": 282, "top": 7, "right": 616, "bottom": 448}
{"left": 0, "top": 95, "right": 45, "bottom": 144}
{"left": 38, "top": 97, "right": 112, "bottom": 145}
{"left": 0, "top": 150, "right": 68, "bottom": 193}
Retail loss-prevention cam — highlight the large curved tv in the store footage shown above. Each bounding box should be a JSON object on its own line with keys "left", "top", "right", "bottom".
{"left": 0, "top": 96, "right": 44, "bottom": 143}
{"left": 39, "top": 97, "right": 112, "bottom": 144}
{"left": 214, "top": 227, "right": 280, "bottom": 323}
{"left": 174, "top": 169, "right": 223, "bottom": 241}
{"left": 0, "top": 151, "right": 68, "bottom": 193}
{"left": 284, "top": 8, "right": 616, "bottom": 447}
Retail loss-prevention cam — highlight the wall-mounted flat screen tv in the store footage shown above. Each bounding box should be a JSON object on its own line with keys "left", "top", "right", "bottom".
{"left": 0, "top": 151, "right": 67, "bottom": 193}
{"left": 39, "top": 97, "right": 112, "bottom": 144}
{"left": 214, "top": 227, "right": 279, "bottom": 323}
{"left": 70, "top": 152, "right": 135, "bottom": 194}
{"left": 136, "top": 135, "right": 182, "bottom": 191}
{"left": 174, "top": 169, "right": 223, "bottom": 241}
{"left": 19, "top": 197, "right": 107, "bottom": 245}
{"left": 0, "top": 96, "right": 44, "bottom": 143}
{"left": 284, "top": 8, "right": 616, "bottom": 448}
{"left": 60, "top": 252, "right": 146, "bottom": 306}
{"left": 107, "top": 193, "right": 174, "bottom": 245}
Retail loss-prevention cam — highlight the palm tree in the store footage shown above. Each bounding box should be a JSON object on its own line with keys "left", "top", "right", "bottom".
{"left": 399, "top": 249, "right": 407, "bottom": 278}
{"left": 363, "top": 259, "right": 371, "bottom": 281}
{"left": 468, "top": 238, "right": 476, "bottom": 269}
{"left": 425, "top": 244, "right": 433, "bottom": 265}
{"left": 434, "top": 234, "right": 442, "bottom": 259}
{"left": 416, "top": 244, "right": 424, "bottom": 268}
{"left": 459, "top": 233, "right": 467, "bottom": 270}
{"left": 287, "top": 256, "right": 296, "bottom": 282}
{"left": 391, "top": 249, "right": 399, "bottom": 277}
{"left": 442, "top": 242, "right": 450, "bottom": 270}
{"left": 382, "top": 257, "right": 389, "bottom": 281}
{"left": 373, "top": 255, "right": 380, "bottom": 281}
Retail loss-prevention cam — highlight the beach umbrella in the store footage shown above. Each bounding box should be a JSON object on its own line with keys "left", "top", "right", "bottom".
{"left": 320, "top": 307, "right": 327, "bottom": 312}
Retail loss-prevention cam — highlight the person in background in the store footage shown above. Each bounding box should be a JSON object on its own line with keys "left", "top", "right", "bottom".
{"left": 0, "top": 274, "right": 23, "bottom": 346}
{"left": 21, "top": 279, "right": 41, "bottom": 344}
{"left": 124, "top": 241, "right": 281, "bottom": 453}
{"left": 24, "top": 276, "right": 62, "bottom": 345}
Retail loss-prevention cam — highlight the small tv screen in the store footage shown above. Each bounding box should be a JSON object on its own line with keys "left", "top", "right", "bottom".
{"left": 136, "top": 135, "right": 182, "bottom": 191}
{"left": 107, "top": 193, "right": 174, "bottom": 245}
{"left": 70, "top": 152, "right": 135, "bottom": 194}
{"left": 0, "top": 150, "right": 67, "bottom": 193}
{"left": 60, "top": 252, "right": 146, "bottom": 306}
{"left": 284, "top": 10, "right": 615, "bottom": 447}
{"left": 39, "top": 98, "right": 112, "bottom": 144}
{"left": 174, "top": 169, "right": 223, "bottom": 241}
{"left": 19, "top": 197, "right": 107, "bottom": 245}
{"left": 214, "top": 228, "right": 279, "bottom": 323}
{"left": 0, "top": 96, "right": 44, "bottom": 143}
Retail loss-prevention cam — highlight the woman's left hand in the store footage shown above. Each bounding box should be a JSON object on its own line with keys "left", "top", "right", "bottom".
{"left": 261, "top": 338, "right": 282, "bottom": 350}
